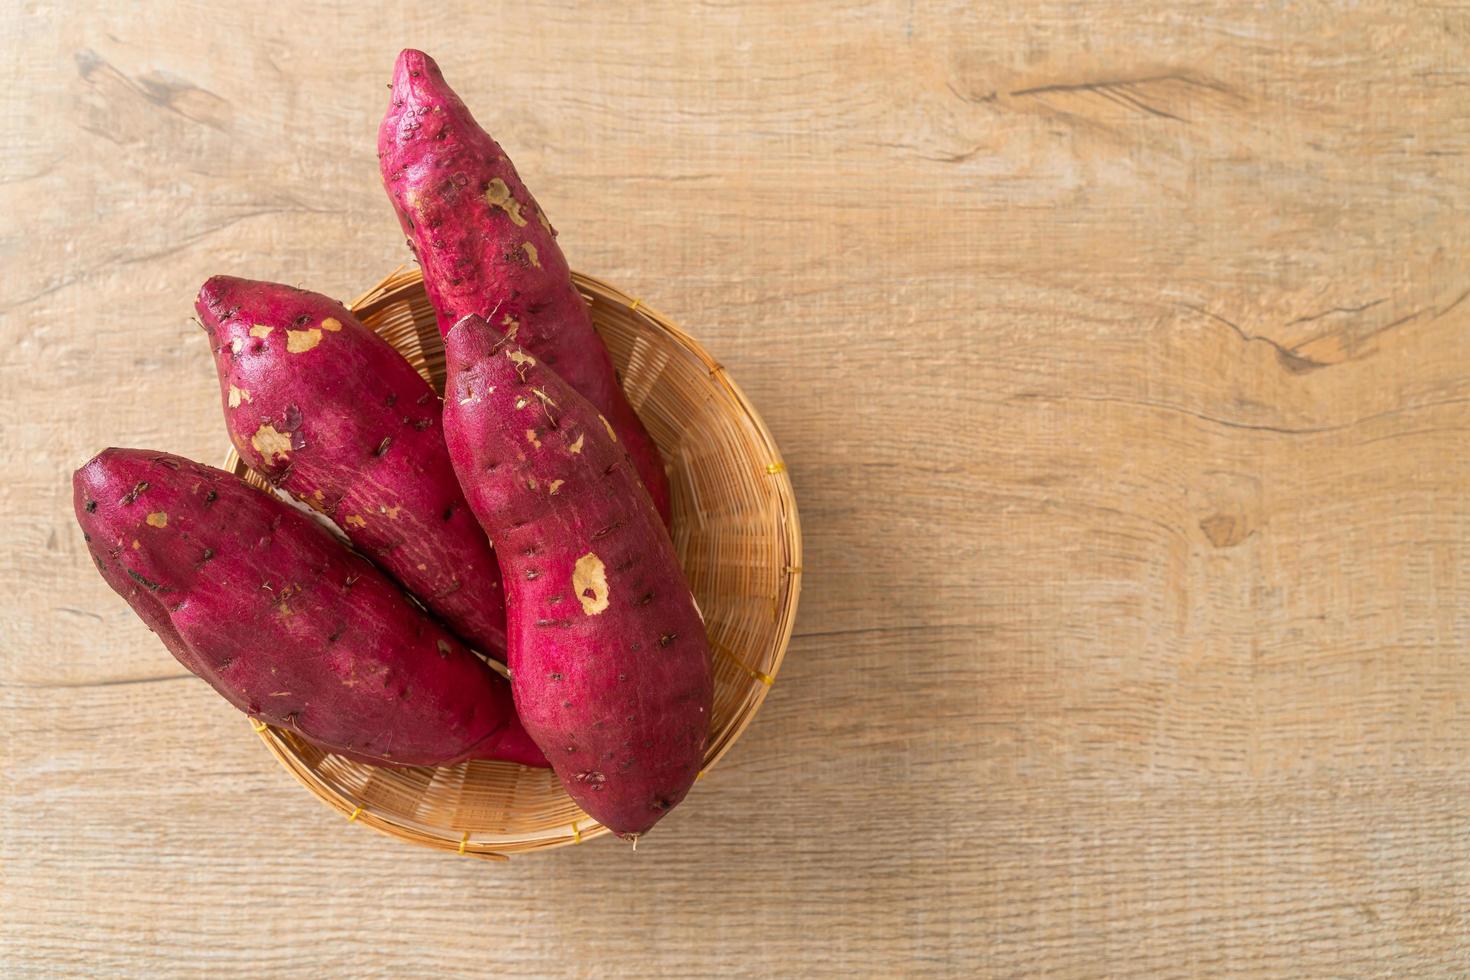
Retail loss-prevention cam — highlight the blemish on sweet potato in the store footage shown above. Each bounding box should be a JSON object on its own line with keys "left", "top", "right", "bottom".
{"left": 321, "top": 317, "right": 342, "bottom": 332}
{"left": 523, "top": 242, "right": 541, "bottom": 268}
{"left": 573, "top": 552, "right": 610, "bottom": 615}
{"left": 525, "top": 428, "right": 542, "bottom": 449}
{"left": 249, "top": 324, "right": 273, "bottom": 339}
{"left": 146, "top": 512, "right": 168, "bottom": 528}
{"left": 567, "top": 433, "right": 584, "bottom": 454}
{"left": 251, "top": 424, "right": 293, "bottom": 463}
{"left": 344, "top": 515, "right": 367, "bottom": 528}
{"left": 228, "top": 385, "right": 251, "bottom": 408}
{"left": 287, "top": 327, "right": 323, "bottom": 353}
{"left": 598, "top": 415, "right": 617, "bottom": 443}
{"left": 483, "top": 177, "right": 527, "bottom": 227}
{"left": 126, "top": 568, "right": 164, "bottom": 592}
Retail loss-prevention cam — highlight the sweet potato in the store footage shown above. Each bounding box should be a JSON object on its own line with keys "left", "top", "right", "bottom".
{"left": 441, "top": 316, "right": 712, "bottom": 838}
{"left": 378, "top": 48, "right": 672, "bottom": 526}
{"left": 196, "top": 275, "right": 507, "bottom": 659}
{"left": 73, "top": 448, "right": 547, "bottom": 768}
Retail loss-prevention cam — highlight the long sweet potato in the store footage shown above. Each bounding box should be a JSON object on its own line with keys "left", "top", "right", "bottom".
{"left": 196, "top": 276, "right": 508, "bottom": 659}
{"left": 74, "top": 448, "right": 546, "bottom": 768}
{"left": 378, "top": 48, "right": 672, "bottom": 526}
{"left": 441, "top": 316, "right": 711, "bottom": 838}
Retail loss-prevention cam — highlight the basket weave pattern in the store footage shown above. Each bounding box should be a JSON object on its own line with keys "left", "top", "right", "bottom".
{"left": 223, "top": 268, "right": 801, "bottom": 857}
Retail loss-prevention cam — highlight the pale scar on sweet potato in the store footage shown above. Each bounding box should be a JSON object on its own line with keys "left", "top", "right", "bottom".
{"left": 287, "top": 328, "right": 323, "bottom": 353}
{"left": 321, "top": 317, "right": 342, "bottom": 332}
{"left": 228, "top": 385, "right": 251, "bottom": 408}
{"left": 249, "top": 324, "right": 273, "bottom": 339}
{"left": 484, "top": 178, "right": 528, "bottom": 227}
{"left": 568, "top": 433, "right": 585, "bottom": 454}
{"left": 344, "top": 515, "right": 367, "bottom": 528}
{"left": 598, "top": 415, "right": 617, "bottom": 442}
{"left": 501, "top": 314, "right": 519, "bottom": 341}
{"left": 548, "top": 479, "right": 564, "bottom": 495}
{"left": 573, "top": 552, "right": 610, "bottom": 615}
{"left": 251, "top": 423, "right": 293, "bottom": 462}
{"left": 146, "top": 512, "right": 168, "bottom": 528}
{"left": 523, "top": 242, "right": 541, "bottom": 268}
{"left": 525, "top": 429, "right": 542, "bottom": 449}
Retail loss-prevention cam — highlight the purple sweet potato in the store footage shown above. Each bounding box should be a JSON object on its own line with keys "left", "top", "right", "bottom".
{"left": 378, "top": 48, "right": 672, "bottom": 527}
{"left": 441, "top": 316, "right": 712, "bottom": 838}
{"left": 196, "top": 276, "right": 507, "bottom": 659}
{"left": 74, "top": 448, "right": 547, "bottom": 769}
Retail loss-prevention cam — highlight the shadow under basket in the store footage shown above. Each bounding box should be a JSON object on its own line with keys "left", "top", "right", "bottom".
{"left": 222, "top": 267, "right": 801, "bottom": 858}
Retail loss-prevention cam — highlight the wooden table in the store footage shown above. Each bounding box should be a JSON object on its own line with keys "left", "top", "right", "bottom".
{"left": 4, "top": 3, "right": 1469, "bottom": 975}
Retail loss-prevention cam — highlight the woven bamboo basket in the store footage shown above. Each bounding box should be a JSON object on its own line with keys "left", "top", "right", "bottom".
{"left": 222, "top": 266, "right": 800, "bottom": 858}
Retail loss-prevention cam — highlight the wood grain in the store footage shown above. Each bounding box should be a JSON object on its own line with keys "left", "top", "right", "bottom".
{"left": 4, "top": 1, "right": 1469, "bottom": 975}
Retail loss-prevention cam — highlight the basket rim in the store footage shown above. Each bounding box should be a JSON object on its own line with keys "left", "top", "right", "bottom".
{"left": 227, "top": 267, "right": 802, "bottom": 857}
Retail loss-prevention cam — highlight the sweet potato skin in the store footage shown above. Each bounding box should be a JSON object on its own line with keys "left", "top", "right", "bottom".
{"left": 378, "top": 48, "right": 671, "bottom": 525}
{"left": 196, "top": 276, "right": 507, "bottom": 659}
{"left": 73, "top": 448, "right": 546, "bottom": 768}
{"left": 441, "top": 316, "right": 712, "bottom": 837}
